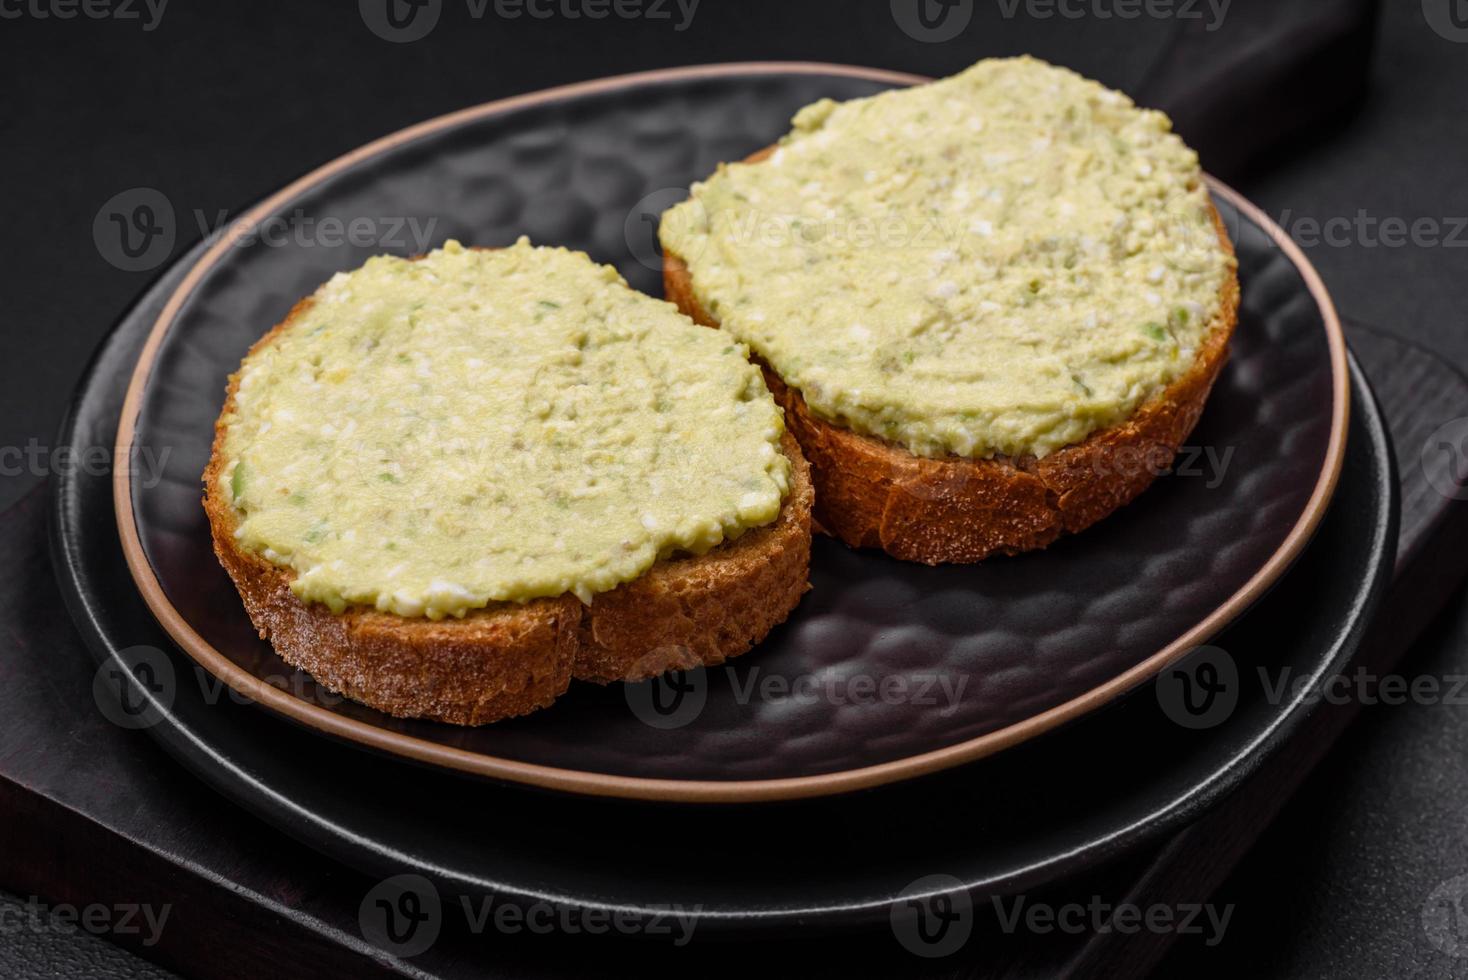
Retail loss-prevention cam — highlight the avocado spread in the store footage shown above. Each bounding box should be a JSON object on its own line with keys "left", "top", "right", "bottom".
{"left": 218, "top": 240, "right": 790, "bottom": 619}
{"left": 659, "top": 56, "right": 1236, "bottom": 460}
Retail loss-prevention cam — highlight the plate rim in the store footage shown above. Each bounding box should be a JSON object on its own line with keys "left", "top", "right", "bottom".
{"left": 109, "top": 61, "right": 1352, "bottom": 804}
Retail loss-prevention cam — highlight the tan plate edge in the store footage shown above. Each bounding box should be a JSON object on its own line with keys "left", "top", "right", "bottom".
{"left": 112, "top": 63, "right": 1350, "bottom": 804}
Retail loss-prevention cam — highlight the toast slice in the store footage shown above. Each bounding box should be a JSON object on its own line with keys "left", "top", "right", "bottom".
{"left": 204, "top": 250, "right": 813, "bottom": 726}
{"left": 661, "top": 61, "right": 1240, "bottom": 564}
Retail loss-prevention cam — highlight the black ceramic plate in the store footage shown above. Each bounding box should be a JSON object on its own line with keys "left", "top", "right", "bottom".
{"left": 108, "top": 65, "right": 1349, "bottom": 803}
{"left": 52, "top": 257, "right": 1391, "bottom": 932}
{"left": 54, "top": 69, "right": 1394, "bottom": 930}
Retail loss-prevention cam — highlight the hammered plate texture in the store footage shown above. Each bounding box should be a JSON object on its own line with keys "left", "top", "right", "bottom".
{"left": 127, "top": 68, "right": 1335, "bottom": 784}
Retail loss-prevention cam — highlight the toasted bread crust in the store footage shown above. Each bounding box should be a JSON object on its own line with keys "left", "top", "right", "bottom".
{"left": 663, "top": 160, "right": 1239, "bottom": 564}
{"left": 204, "top": 294, "right": 813, "bottom": 726}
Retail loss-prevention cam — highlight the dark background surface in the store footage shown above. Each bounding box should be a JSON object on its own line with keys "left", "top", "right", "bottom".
{"left": 2, "top": 1, "right": 1467, "bottom": 976}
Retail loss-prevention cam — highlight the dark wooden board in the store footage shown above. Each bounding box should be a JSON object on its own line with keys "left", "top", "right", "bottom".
{"left": 0, "top": 322, "right": 1462, "bottom": 979}
{"left": 1053, "top": 324, "right": 1468, "bottom": 977}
